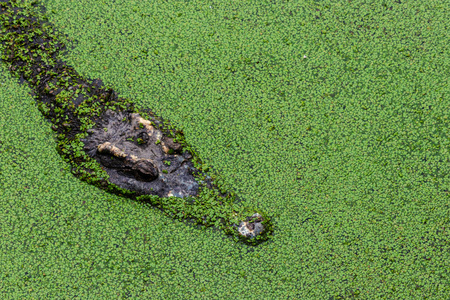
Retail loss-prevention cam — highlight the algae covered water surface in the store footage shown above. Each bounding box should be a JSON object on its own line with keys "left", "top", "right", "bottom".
{"left": 0, "top": 0, "right": 449, "bottom": 298}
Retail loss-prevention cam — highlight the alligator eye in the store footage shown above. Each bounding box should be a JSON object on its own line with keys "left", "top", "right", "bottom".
{"left": 132, "top": 159, "right": 158, "bottom": 182}
{"left": 136, "top": 131, "right": 149, "bottom": 144}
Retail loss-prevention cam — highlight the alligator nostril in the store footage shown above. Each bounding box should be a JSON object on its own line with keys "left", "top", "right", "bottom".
{"left": 247, "top": 223, "right": 255, "bottom": 231}
{"left": 133, "top": 159, "right": 158, "bottom": 182}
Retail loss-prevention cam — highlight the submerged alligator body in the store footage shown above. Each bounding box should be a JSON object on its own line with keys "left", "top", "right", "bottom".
{"left": 0, "top": 0, "right": 274, "bottom": 245}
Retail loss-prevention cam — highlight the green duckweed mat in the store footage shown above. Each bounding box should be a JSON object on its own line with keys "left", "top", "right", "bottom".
{"left": 0, "top": 0, "right": 449, "bottom": 298}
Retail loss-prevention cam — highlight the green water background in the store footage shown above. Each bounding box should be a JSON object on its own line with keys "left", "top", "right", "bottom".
{"left": 0, "top": 0, "right": 449, "bottom": 298}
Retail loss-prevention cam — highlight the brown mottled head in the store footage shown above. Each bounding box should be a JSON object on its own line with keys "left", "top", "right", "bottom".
{"left": 81, "top": 109, "right": 202, "bottom": 198}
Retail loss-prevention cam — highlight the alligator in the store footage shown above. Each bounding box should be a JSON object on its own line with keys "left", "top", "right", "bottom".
{"left": 0, "top": 0, "right": 274, "bottom": 245}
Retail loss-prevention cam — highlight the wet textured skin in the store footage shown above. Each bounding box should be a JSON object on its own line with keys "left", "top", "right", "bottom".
{"left": 81, "top": 108, "right": 206, "bottom": 198}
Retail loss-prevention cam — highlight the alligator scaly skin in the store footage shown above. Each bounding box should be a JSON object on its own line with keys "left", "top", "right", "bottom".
{"left": 0, "top": 0, "right": 274, "bottom": 245}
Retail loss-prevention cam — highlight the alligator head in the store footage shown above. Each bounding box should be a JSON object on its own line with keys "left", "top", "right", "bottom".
{"left": 81, "top": 109, "right": 205, "bottom": 198}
